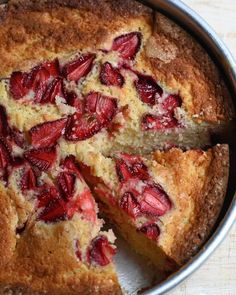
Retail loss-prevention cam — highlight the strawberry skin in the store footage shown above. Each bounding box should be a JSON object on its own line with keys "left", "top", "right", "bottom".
{"left": 30, "top": 118, "right": 67, "bottom": 148}
{"left": 9, "top": 71, "right": 29, "bottom": 100}
{"left": 21, "top": 166, "right": 37, "bottom": 191}
{"left": 111, "top": 32, "right": 141, "bottom": 59}
{"left": 100, "top": 62, "right": 124, "bottom": 87}
{"left": 119, "top": 192, "right": 141, "bottom": 218}
{"left": 138, "top": 222, "right": 160, "bottom": 241}
{"left": 24, "top": 147, "right": 57, "bottom": 171}
{"left": 62, "top": 54, "right": 96, "bottom": 82}
{"left": 142, "top": 113, "right": 179, "bottom": 131}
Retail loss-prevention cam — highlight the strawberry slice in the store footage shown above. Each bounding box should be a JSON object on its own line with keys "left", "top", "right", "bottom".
{"left": 135, "top": 74, "right": 163, "bottom": 105}
{"left": 65, "top": 92, "right": 117, "bottom": 141}
{"left": 142, "top": 113, "right": 179, "bottom": 131}
{"left": 139, "top": 184, "right": 171, "bottom": 216}
{"left": 100, "top": 62, "right": 124, "bottom": 87}
{"left": 66, "top": 91, "right": 84, "bottom": 115}
{"left": 0, "top": 105, "right": 9, "bottom": 136}
{"left": 111, "top": 32, "right": 141, "bottom": 59}
{"left": 119, "top": 192, "right": 141, "bottom": 218}
{"left": 85, "top": 92, "right": 118, "bottom": 126}
{"left": 75, "top": 189, "right": 97, "bottom": 223}
{"left": 39, "top": 77, "right": 65, "bottom": 104}
{"left": 62, "top": 53, "right": 96, "bottom": 82}
{"left": 138, "top": 222, "right": 160, "bottom": 241}
{"left": 62, "top": 155, "right": 83, "bottom": 179}
{"left": 88, "top": 235, "right": 116, "bottom": 266}
{"left": 42, "top": 59, "right": 60, "bottom": 77}
{"left": 30, "top": 118, "right": 67, "bottom": 148}
{"left": 25, "top": 65, "right": 50, "bottom": 91}
{"left": 75, "top": 240, "right": 82, "bottom": 261}
{"left": 9, "top": 71, "right": 29, "bottom": 100}
{"left": 162, "top": 94, "right": 181, "bottom": 113}
{"left": 10, "top": 127, "right": 26, "bottom": 148}
{"left": 115, "top": 153, "right": 149, "bottom": 182}
{"left": 21, "top": 166, "right": 37, "bottom": 191}
{"left": 57, "top": 171, "right": 76, "bottom": 199}
{"left": 24, "top": 147, "right": 56, "bottom": 171}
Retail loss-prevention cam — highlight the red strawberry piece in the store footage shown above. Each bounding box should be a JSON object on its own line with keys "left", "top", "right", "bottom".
{"left": 25, "top": 65, "right": 50, "bottom": 91}
{"left": 9, "top": 71, "right": 29, "bottom": 100}
{"left": 24, "top": 147, "right": 56, "bottom": 171}
{"left": 85, "top": 92, "right": 118, "bottom": 126}
{"left": 142, "top": 113, "right": 179, "bottom": 131}
{"left": 0, "top": 105, "right": 10, "bottom": 136}
{"left": 162, "top": 94, "right": 181, "bottom": 113}
{"left": 37, "top": 186, "right": 60, "bottom": 208}
{"left": 62, "top": 53, "right": 96, "bottom": 82}
{"left": 138, "top": 222, "right": 160, "bottom": 241}
{"left": 88, "top": 235, "right": 116, "bottom": 266}
{"left": 39, "top": 77, "right": 65, "bottom": 104}
{"left": 21, "top": 166, "right": 37, "bottom": 191}
{"left": 111, "top": 32, "right": 141, "bottom": 59}
{"left": 57, "top": 171, "right": 75, "bottom": 199}
{"left": 75, "top": 189, "right": 97, "bottom": 223}
{"left": 115, "top": 153, "right": 149, "bottom": 182}
{"left": 135, "top": 74, "right": 163, "bottom": 105}
{"left": 100, "top": 62, "right": 124, "bottom": 87}
{"left": 42, "top": 59, "right": 60, "bottom": 77}
{"left": 139, "top": 184, "right": 171, "bottom": 216}
{"left": 30, "top": 118, "right": 67, "bottom": 148}
{"left": 0, "top": 139, "right": 11, "bottom": 170}
{"left": 66, "top": 91, "right": 84, "bottom": 115}
{"left": 119, "top": 192, "right": 141, "bottom": 218}
{"left": 75, "top": 240, "right": 82, "bottom": 261}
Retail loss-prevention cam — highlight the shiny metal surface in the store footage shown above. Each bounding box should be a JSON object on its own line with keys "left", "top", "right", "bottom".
{"left": 136, "top": 0, "right": 236, "bottom": 294}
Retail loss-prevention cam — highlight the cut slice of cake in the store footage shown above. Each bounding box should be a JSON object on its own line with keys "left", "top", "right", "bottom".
{"left": 75, "top": 145, "right": 229, "bottom": 270}
{"left": 0, "top": 107, "right": 121, "bottom": 294}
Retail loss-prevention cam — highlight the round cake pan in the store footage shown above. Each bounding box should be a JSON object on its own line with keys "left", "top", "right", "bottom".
{"left": 137, "top": 0, "right": 236, "bottom": 294}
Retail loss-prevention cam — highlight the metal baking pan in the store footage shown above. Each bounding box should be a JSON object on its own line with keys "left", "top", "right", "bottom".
{"left": 119, "top": 0, "right": 235, "bottom": 294}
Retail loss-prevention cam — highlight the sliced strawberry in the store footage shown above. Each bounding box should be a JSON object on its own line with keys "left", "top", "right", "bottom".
{"left": 162, "top": 94, "right": 181, "bottom": 113}
{"left": 62, "top": 53, "right": 96, "bottom": 82}
{"left": 66, "top": 91, "right": 84, "bottom": 115}
{"left": 85, "top": 92, "right": 118, "bottom": 125}
{"left": 10, "top": 127, "right": 26, "bottom": 148}
{"left": 75, "top": 240, "right": 82, "bottom": 261}
{"left": 30, "top": 118, "right": 67, "bottom": 148}
{"left": 25, "top": 65, "right": 50, "bottom": 91}
{"left": 38, "top": 198, "right": 67, "bottom": 223}
{"left": 62, "top": 155, "right": 82, "bottom": 179}
{"left": 57, "top": 171, "right": 75, "bottom": 199}
{"left": 39, "top": 77, "right": 65, "bottom": 104}
{"left": 138, "top": 222, "right": 160, "bottom": 241}
{"left": 88, "top": 235, "right": 116, "bottom": 266}
{"left": 75, "top": 189, "right": 97, "bottom": 223}
{"left": 0, "top": 105, "right": 10, "bottom": 136}
{"left": 24, "top": 147, "right": 56, "bottom": 171}
{"left": 111, "top": 32, "right": 141, "bottom": 59}
{"left": 142, "top": 113, "right": 179, "bottom": 131}
{"left": 119, "top": 192, "right": 141, "bottom": 218}
{"left": 37, "top": 186, "right": 60, "bottom": 208}
{"left": 135, "top": 74, "right": 163, "bottom": 105}
{"left": 21, "top": 166, "right": 37, "bottom": 191}
{"left": 139, "top": 184, "right": 171, "bottom": 216}
{"left": 42, "top": 59, "right": 60, "bottom": 77}
{"left": 100, "top": 62, "right": 124, "bottom": 87}
{"left": 115, "top": 153, "right": 149, "bottom": 182}
{"left": 9, "top": 71, "right": 29, "bottom": 100}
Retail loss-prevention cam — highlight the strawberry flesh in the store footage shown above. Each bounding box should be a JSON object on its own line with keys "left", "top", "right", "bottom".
{"left": 57, "top": 171, "right": 75, "bottom": 199}
{"left": 9, "top": 71, "right": 29, "bottom": 100}
{"left": 111, "top": 32, "right": 141, "bottom": 59}
{"left": 142, "top": 113, "right": 179, "bottom": 130}
{"left": 30, "top": 118, "right": 67, "bottom": 148}
{"left": 88, "top": 235, "right": 116, "bottom": 266}
{"left": 39, "top": 77, "right": 65, "bottom": 104}
{"left": 119, "top": 192, "right": 141, "bottom": 218}
{"left": 65, "top": 92, "right": 117, "bottom": 141}
{"left": 75, "top": 189, "right": 97, "bottom": 223}
{"left": 138, "top": 223, "right": 160, "bottom": 241}
{"left": 135, "top": 74, "right": 163, "bottom": 105}
{"left": 162, "top": 94, "right": 182, "bottom": 113}
{"left": 10, "top": 127, "right": 27, "bottom": 148}
{"left": 24, "top": 147, "right": 56, "bottom": 171}
{"left": 21, "top": 166, "right": 37, "bottom": 191}
{"left": 75, "top": 240, "right": 82, "bottom": 261}
{"left": 100, "top": 62, "right": 124, "bottom": 87}
{"left": 115, "top": 153, "right": 149, "bottom": 182}
{"left": 0, "top": 105, "right": 9, "bottom": 136}
{"left": 66, "top": 91, "right": 84, "bottom": 115}
{"left": 42, "top": 59, "right": 60, "bottom": 77}
{"left": 139, "top": 184, "right": 171, "bottom": 216}
{"left": 62, "top": 53, "right": 96, "bottom": 82}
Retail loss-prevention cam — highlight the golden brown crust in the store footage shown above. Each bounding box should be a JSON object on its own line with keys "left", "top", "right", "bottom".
{"left": 0, "top": 0, "right": 151, "bottom": 76}
{"left": 145, "top": 13, "right": 234, "bottom": 122}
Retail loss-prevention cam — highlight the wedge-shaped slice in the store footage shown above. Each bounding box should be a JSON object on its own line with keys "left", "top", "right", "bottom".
{"left": 0, "top": 154, "right": 121, "bottom": 294}
{"left": 77, "top": 144, "right": 229, "bottom": 270}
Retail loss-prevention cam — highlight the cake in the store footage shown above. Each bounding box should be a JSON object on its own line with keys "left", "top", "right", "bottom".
{"left": 0, "top": 0, "right": 233, "bottom": 294}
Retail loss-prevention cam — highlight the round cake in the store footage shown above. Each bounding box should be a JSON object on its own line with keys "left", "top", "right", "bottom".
{"left": 0, "top": 1, "right": 233, "bottom": 294}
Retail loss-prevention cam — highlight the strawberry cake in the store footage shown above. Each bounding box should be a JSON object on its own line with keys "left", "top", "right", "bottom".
{"left": 0, "top": 0, "right": 233, "bottom": 294}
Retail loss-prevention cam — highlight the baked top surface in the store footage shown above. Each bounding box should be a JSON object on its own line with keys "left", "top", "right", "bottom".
{"left": 0, "top": 0, "right": 233, "bottom": 294}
